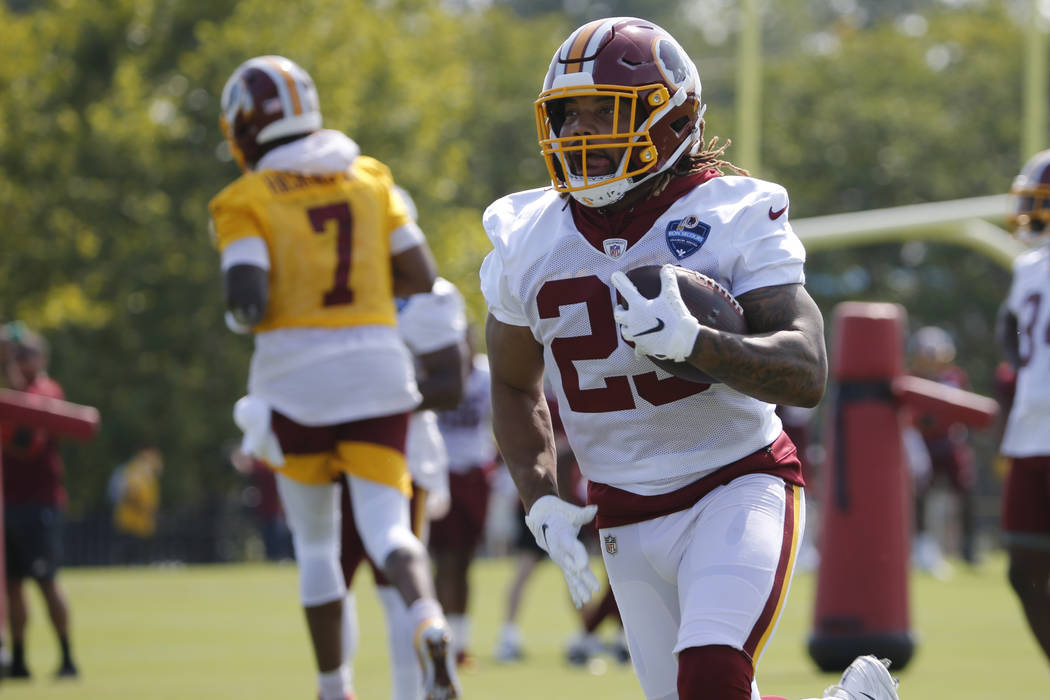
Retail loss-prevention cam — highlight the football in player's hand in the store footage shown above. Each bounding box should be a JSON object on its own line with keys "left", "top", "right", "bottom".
{"left": 621, "top": 265, "right": 747, "bottom": 383}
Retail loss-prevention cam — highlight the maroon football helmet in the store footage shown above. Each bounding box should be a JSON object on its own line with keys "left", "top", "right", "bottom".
{"left": 1009, "top": 149, "right": 1050, "bottom": 246}
{"left": 219, "top": 56, "right": 321, "bottom": 172}
{"left": 535, "top": 17, "right": 705, "bottom": 207}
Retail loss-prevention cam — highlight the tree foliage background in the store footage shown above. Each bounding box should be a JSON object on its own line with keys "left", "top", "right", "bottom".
{"left": 0, "top": 0, "right": 1037, "bottom": 515}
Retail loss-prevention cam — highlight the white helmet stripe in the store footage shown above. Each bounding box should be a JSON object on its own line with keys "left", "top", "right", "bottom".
{"left": 576, "top": 17, "right": 627, "bottom": 77}
{"left": 556, "top": 17, "right": 624, "bottom": 79}
{"left": 259, "top": 56, "right": 303, "bottom": 116}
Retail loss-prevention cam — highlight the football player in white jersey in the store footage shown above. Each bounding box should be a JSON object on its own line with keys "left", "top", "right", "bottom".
{"left": 340, "top": 273, "right": 469, "bottom": 700}
{"left": 211, "top": 57, "right": 458, "bottom": 700}
{"left": 432, "top": 326, "right": 500, "bottom": 667}
{"left": 481, "top": 17, "right": 898, "bottom": 700}
{"left": 999, "top": 149, "right": 1050, "bottom": 668}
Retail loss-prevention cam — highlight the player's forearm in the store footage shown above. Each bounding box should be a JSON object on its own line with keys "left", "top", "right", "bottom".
{"left": 688, "top": 327, "right": 827, "bottom": 407}
{"left": 491, "top": 382, "right": 560, "bottom": 511}
{"left": 415, "top": 374, "right": 464, "bottom": 412}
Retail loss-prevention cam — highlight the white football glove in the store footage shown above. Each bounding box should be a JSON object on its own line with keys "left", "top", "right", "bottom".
{"left": 233, "top": 395, "right": 285, "bottom": 467}
{"left": 424, "top": 482, "right": 452, "bottom": 521}
{"left": 525, "top": 495, "right": 600, "bottom": 608}
{"left": 611, "top": 265, "right": 701, "bottom": 363}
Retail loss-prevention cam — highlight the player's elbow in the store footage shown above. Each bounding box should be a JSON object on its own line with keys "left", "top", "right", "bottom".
{"left": 794, "top": 383, "right": 825, "bottom": 408}
{"left": 224, "top": 265, "right": 269, "bottom": 325}
{"left": 392, "top": 244, "right": 437, "bottom": 297}
{"left": 794, "top": 365, "right": 828, "bottom": 408}
{"left": 426, "top": 381, "right": 464, "bottom": 412}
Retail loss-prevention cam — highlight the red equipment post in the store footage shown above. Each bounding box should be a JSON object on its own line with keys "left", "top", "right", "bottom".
{"left": 808, "top": 302, "right": 997, "bottom": 672}
{"left": 0, "top": 390, "right": 99, "bottom": 663}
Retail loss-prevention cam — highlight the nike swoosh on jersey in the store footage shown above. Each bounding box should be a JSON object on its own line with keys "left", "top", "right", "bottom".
{"left": 541, "top": 523, "right": 549, "bottom": 547}
{"left": 768, "top": 204, "right": 788, "bottom": 220}
{"left": 635, "top": 319, "right": 665, "bottom": 336}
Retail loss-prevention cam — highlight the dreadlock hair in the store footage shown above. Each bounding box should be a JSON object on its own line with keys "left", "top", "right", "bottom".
{"left": 649, "top": 119, "right": 748, "bottom": 198}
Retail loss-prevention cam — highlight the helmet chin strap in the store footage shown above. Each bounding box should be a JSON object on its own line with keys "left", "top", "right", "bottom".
{"left": 569, "top": 178, "right": 630, "bottom": 208}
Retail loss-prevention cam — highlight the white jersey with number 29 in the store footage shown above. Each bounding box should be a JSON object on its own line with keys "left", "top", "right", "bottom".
{"left": 480, "top": 175, "right": 806, "bottom": 495}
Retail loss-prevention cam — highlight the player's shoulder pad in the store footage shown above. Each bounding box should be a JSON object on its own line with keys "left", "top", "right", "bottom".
{"left": 208, "top": 171, "right": 270, "bottom": 215}
{"left": 704, "top": 175, "right": 789, "bottom": 215}
{"left": 482, "top": 187, "right": 560, "bottom": 248}
{"left": 350, "top": 154, "right": 394, "bottom": 186}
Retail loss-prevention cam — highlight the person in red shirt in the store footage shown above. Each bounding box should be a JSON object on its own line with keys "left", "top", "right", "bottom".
{"left": 908, "top": 326, "right": 979, "bottom": 573}
{"left": 0, "top": 327, "right": 79, "bottom": 679}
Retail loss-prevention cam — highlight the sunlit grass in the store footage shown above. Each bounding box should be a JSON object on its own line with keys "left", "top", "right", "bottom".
{"left": 2, "top": 551, "right": 1046, "bottom": 699}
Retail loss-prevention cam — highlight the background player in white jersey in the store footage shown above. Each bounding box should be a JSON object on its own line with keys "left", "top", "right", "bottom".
{"left": 210, "top": 56, "right": 458, "bottom": 700}
{"left": 340, "top": 272, "right": 469, "bottom": 700}
{"left": 998, "top": 149, "right": 1050, "bottom": 668}
{"left": 480, "top": 17, "right": 898, "bottom": 700}
{"left": 432, "top": 325, "right": 499, "bottom": 667}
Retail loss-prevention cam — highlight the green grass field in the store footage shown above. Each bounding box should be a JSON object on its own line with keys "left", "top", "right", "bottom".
{"left": 2, "top": 551, "right": 1046, "bottom": 699}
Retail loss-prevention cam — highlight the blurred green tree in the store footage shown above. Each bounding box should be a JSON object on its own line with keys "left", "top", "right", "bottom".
{"left": 0, "top": 0, "right": 1032, "bottom": 517}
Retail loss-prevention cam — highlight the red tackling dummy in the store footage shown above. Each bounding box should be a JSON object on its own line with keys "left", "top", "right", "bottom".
{"left": 0, "top": 388, "right": 101, "bottom": 441}
{"left": 809, "top": 302, "right": 1000, "bottom": 672}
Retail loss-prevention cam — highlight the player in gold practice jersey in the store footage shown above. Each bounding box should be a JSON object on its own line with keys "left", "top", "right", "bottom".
{"left": 209, "top": 56, "right": 461, "bottom": 700}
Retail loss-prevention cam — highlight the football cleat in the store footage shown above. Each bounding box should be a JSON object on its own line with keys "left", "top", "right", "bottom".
{"left": 494, "top": 623, "right": 524, "bottom": 663}
{"left": 414, "top": 619, "right": 462, "bottom": 700}
{"left": 823, "top": 655, "right": 900, "bottom": 700}
{"left": 55, "top": 661, "right": 79, "bottom": 679}
{"left": 565, "top": 631, "right": 604, "bottom": 667}
{"left": 609, "top": 632, "right": 631, "bottom": 665}
{"left": 8, "top": 661, "right": 30, "bottom": 679}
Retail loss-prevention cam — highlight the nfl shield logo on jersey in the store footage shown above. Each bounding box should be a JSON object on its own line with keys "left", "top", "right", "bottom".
{"left": 665, "top": 216, "right": 711, "bottom": 260}
{"left": 604, "top": 535, "right": 618, "bottom": 555}
{"left": 603, "top": 238, "right": 629, "bottom": 259}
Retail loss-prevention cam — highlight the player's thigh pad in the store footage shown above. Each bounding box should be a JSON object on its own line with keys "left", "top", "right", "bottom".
{"left": 599, "top": 519, "right": 682, "bottom": 700}
{"left": 675, "top": 475, "right": 803, "bottom": 661}
{"left": 348, "top": 474, "right": 422, "bottom": 567}
{"left": 276, "top": 474, "right": 346, "bottom": 606}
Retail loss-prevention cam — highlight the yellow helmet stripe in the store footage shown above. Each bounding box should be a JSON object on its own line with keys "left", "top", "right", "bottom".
{"left": 264, "top": 56, "right": 303, "bottom": 116}
{"left": 564, "top": 19, "right": 605, "bottom": 73}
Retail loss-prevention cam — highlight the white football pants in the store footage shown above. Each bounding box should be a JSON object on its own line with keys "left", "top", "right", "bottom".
{"left": 598, "top": 474, "right": 805, "bottom": 700}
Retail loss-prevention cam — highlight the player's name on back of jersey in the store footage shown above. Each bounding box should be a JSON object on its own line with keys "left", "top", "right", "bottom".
{"left": 261, "top": 171, "right": 350, "bottom": 195}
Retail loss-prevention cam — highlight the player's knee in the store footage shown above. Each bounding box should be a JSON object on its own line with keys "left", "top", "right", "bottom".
{"left": 296, "top": 541, "right": 346, "bottom": 606}
{"left": 363, "top": 523, "right": 424, "bottom": 568}
{"left": 677, "top": 645, "right": 753, "bottom": 700}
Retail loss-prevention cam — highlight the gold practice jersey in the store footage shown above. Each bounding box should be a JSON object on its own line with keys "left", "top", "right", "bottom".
{"left": 209, "top": 155, "right": 411, "bottom": 332}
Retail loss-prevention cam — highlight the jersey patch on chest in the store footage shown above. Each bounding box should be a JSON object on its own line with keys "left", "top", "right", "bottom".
{"left": 665, "top": 216, "right": 711, "bottom": 260}
{"left": 602, "top": 238, "right": 629, "bottom": 259}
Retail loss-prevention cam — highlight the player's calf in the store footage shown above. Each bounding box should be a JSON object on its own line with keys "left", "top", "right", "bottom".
{"left": 677, "top": 645, "right": 753, "bottom": 700}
